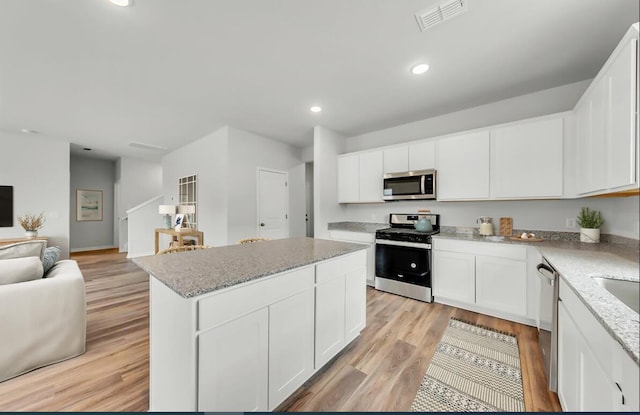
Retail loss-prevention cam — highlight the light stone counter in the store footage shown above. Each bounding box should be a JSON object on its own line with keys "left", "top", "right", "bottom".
{"left": 328, "top": 221, "right": 389, "bottom": 233}
{"left": 133, "top": 237, "right": 367, "bottom": 298}
{"left": 434, "top": 231, "right": 640, "bottom": 363}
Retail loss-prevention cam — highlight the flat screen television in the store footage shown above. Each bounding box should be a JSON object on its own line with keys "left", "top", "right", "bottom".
{"left": 0, "top": 186, "right": 13, "bottom": 227}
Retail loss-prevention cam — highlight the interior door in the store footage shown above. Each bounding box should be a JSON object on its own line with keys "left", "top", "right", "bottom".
{"left": 257, "top": 169, "right": 288, "bottom": 239}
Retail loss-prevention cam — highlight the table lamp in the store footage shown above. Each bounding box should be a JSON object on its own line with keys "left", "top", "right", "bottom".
{"left": 178, "top": 204, "right": 196, "bottom": 229}
{"left": 158, "top": 205, "right": 176, "bottom": 229}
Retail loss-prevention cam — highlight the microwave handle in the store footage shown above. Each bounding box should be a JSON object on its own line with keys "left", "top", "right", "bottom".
{"left": 420, "top": 175, "right": 426, "bottom": 194}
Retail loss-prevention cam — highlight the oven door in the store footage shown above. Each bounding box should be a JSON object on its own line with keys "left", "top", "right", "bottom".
{"left": 374, "top": 240, "right": 431, "bottom": 287}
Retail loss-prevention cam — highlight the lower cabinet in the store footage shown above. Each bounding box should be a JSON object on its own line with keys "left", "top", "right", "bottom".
{"left": 432, "top": 239, "right": 529, "bottom": 324}
{"left": 198, "top": 308, "right": 270, "bottom": 411}
{"left": 557, "top": 278, "right": 639, "bottom": 412}
{"left": 328, "top": 230, "right": 376, "bottom": 286}
{"left": 315, "top": 275, "right": 346, "bottom": 368}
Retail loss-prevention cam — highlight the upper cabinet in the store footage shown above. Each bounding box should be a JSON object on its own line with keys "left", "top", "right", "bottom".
{"left": 383, "top": 146, "right": 408, "bottom": 174}
{"left": 491, "top": 116, "right": 564, "bottom": 198}
{"left": 437, "top": 131, "right": 491, "bottom": 200}
{"left": 575, "top": 25, "right": 639, "bottom": 195}
{"left": 337, "top": 150, "right": 383, "bottom": 203}
{"left": 409, "top": 141, "right": 436, "bottom": 171}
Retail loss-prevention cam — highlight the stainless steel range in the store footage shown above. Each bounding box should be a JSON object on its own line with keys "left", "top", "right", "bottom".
{"left": 374, "top": 213, "right": 440, "bottom": 302}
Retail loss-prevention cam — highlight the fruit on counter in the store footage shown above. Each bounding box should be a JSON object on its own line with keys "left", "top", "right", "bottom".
{"left": 519, "top": 232, "right": 536, "bottom": 239}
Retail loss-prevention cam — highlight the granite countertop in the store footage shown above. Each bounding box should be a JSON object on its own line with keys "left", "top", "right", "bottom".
{"left": 133, "top": 237, "right": 367, "bottom": 298}
{"left": 434, "top": 231, "right": 640, "bottom": 363}
{"left": 328, "top": 221, "right": 389, "bottom": 233}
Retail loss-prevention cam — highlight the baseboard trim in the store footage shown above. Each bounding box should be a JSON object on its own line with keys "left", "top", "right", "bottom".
{"left": 70, "top": 245, "right": 118, "bottom": 253}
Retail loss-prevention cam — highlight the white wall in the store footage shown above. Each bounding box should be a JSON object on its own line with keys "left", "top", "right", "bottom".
{"left": 313, "top": 126, "right": 346, "bottom": 239}
{"left": 0, "top": 132, "right": 71, "bottom": 257}
{"left": 163, "top": 126, "right": 229, "bottom": 248}
{"left": 226, "top": 127, "right": 303, "bottom": 244}
{"left": 70, "top": 155, "right": 116, "bottom": 252}
{"left": 345, "top": 80, "right": 591, "bottom": 152}
{"left": 116, "top": 156, "right": 162, "bottom": 251}
{"left": 127, "top": 195, "right": 163, "bottom": 258}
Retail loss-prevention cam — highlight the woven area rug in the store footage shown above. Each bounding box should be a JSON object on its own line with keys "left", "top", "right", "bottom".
{"left": 410, "top": 318, "right": 525, "bottom": 412}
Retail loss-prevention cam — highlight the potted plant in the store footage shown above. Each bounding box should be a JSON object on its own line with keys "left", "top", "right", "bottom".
{"left": 576, "top": 207, "right": 604, "bottom": 243}
{"left": 17, "top": 212, "right": 45, "bottom": 239}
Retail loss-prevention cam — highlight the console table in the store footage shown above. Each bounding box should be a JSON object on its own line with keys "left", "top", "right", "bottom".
{"left": 0, "top": 236, "right": 48, "bottom": 246}
{"left": 154, "top": 228, "right": 204, "bottom": 254}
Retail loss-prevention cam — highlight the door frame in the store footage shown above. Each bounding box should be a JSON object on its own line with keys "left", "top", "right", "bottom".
{"left": 256, "top": 167, "right": 290, "bottom": 238}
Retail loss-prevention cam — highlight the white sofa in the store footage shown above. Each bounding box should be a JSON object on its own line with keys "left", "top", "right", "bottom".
{"left": 0, "top": 259, "right": 86, "bottom": 382}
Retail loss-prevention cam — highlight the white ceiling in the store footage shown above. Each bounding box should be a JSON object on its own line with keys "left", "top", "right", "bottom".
{"left": 1, "top": 0, "right": 638, "bottom": 161}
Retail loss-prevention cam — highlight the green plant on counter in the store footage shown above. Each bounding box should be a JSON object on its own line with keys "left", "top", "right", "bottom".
{"left": 576, "top": 207, "right": 604, "bottom": 229}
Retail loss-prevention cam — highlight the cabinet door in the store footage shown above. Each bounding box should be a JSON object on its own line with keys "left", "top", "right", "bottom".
{"left": 315, "top": 275, "right": 346, "bottom": 368}
{"left": 359, "top": 151, "right": 383, "bottom": 202}
{"left": 577, "top": 78, "right": 608, "bottom": 194}
{"left": 409, "top": 141, "right": 435, "bottom": 171}
{"left": 491, "top": 117, "right": 563, "bottom": 198}
{"left": 437, "top": 131, "right": 490, "bottom": 200}
{"left": 383, "top": 146, "right": 409, "bottom": 173}
{"left": 338, "top": 154, "right": 359, "bottom": 203}
{"left": 607, "top": 38, "right": 637, "bottom": 189}
{"left": 345, "top": 265, "right": 367, "bottom": 343}
{"left": 268, "top": 289, "right": 314, "bottom": 410}
{"left": 558, "top": 303, "right": 580, "bottom": 411}
{"left": 475, "top": 255, "right": 527, "bottom": 317}
{"left": 580, "top": 339, "right": 619, "bottom": 411}
{"left": 198, "top": 308, "right": 269, "bottom": 411}
{"left": 432, "top": 251, "right": 475, "bottom": 303}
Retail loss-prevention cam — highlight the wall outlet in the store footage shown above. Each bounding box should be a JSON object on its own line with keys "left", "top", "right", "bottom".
{"left": 565, "top": 218, "right": 576, "bottom": 229}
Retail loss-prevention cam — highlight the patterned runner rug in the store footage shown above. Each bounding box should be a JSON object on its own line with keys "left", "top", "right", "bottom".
{"left": 410, "top": 318, "right": 525, "bottom": 412}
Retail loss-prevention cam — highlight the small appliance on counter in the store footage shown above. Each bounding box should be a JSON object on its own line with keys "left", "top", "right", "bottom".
{"left": 477, "top": 216, "right": 494, "bottom": 236}
{"left": 374, "top": 213, "right": 440, "bottom": 302}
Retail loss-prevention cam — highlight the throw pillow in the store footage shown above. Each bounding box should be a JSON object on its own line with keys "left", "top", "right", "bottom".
{"left": 0, "top": 256, "right": 44, "bottom": 285}
{"left": 42, "top": 246, "right": 62, "bottom": 275}
{"left": 0, "top": 240, "right": 47, "bottom": 261}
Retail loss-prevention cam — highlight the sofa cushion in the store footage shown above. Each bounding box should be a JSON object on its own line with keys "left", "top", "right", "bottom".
{"left": 42, "top": 246, "right": 62, "bottom": 275}
{"left": 0, "top": 256, "right": 44, "bottom": 285}
{"left": 0, "top": 240, "right": 47, "bottom": 261}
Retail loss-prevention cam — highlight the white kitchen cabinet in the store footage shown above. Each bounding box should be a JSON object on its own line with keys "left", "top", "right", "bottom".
{"left": 557, "top": 277, "right": 639, "bottom": 412}
{"left": 606, "top": 36, "right": 637, "bottom": 189}
{"left": 437, "top": 131, "right": 490, "bottom": 200}
{"left": 198, "top": 307, "right": 269, "bottom": 411}
{"left": 338, "top": 154, "right": 359, "bottom": 202}
{"left": 432, "top": 250, "right": 475, "bottom": 304}
{"left": 490, "top": 116, "right": 563, "bottom": 198}
{"left": 328, "top": 230, "right": 376, "bottom": 286}
{"left": 359, "top": 150, "right": 384, "bottom": 202}
{"left": 575, "top": 25, "right": 639, "bottom": 195}
{"left": 314, "top": 274, "right": 346, "bottom": 368}
{"left": 383, "top": 146, "right": 409, "bottom": 173}
{"left": 268, "top": 289, "right": 314, "bottom": 410}
{"left": 338, "top": 151, "right": 383, "bottom": 203}
{"left": 432, "top": 239, "right": 531, "bottom": 324}
{"left": 409, "top": 140, "right": 435, "bottom": 171}
{"left": 345, "top": 265, "right": 367, "bottom": 342}
{"left": 475, "top": 255, "right": 527, "bottom": 317}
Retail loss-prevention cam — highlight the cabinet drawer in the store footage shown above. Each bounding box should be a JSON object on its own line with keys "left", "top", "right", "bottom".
{"left": 316, "top": 250, "right": 366, "bottom": 284}
{"left": 329, "top": 230, "right": 375, "bottom": 243}
{"left": 198, "top": 266, "right": 314, "bottom": 331}
{"left": 434, "top": 238, "right": 526, "bottom": 261}
{"left": 559, "top": 278, "right": 616, "bottom": 375}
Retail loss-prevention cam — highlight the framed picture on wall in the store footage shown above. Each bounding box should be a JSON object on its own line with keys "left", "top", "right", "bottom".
{"left": 76, "top": 189, "right": 103, "bottom": 222}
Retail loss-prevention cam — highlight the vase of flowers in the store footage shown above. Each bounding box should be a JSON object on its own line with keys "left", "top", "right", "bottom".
{"left": 17, "top": 212, "right": 45, "bottom": 239}
{"left": 576, "top": 207, "right": 604, "bottom": 243}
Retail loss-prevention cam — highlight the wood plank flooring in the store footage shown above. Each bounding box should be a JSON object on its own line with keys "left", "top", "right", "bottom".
{"left": 0, "top": 251, "right": 561, "bottom": 412}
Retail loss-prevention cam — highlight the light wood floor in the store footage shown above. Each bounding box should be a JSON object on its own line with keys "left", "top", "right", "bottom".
{"left": 0, "top": 251, "right": 561, "bottom": 412}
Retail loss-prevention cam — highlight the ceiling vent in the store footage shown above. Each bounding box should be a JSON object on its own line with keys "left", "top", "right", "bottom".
{"left": 415, "top": 0, "right": 467, "bottom": 32}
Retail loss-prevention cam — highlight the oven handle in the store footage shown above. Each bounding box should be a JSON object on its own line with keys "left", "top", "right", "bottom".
{"left": 375, "top": 239, "right": 431, "bottom": 249}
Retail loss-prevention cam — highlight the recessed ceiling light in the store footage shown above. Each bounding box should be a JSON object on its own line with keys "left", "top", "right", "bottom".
{"left": 310, "top": 106, "right": 322, "bottom": 113}
{"left": 20, "top": 128, "right": 38, "bottom": 134}
{"left": 109, "top": 0, "right": 132, "bottom": 7}
{"left": 411, "top": 64, "right": 430, "bottom": 75}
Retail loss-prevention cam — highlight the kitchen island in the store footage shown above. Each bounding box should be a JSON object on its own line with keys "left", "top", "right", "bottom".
{"left": 134, "top": 237, "right": 367, "bottom": 412}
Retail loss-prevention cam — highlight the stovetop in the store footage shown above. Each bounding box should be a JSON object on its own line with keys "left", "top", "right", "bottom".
{"left": 375, "top": 213, "right": 440, "bottom": 244}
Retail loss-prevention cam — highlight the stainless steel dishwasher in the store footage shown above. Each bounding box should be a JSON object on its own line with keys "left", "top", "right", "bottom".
{"left": 536, "top": 258, "right": 559, "bottom": 392}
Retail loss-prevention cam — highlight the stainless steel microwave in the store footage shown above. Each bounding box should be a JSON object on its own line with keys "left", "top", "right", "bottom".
{"left": 383, "top": 169, "right": 436, "bottom": 200}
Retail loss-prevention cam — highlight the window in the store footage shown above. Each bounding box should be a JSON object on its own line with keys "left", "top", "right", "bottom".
{"left": 178, "top": 174, "right": 197, "bottom": 229}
